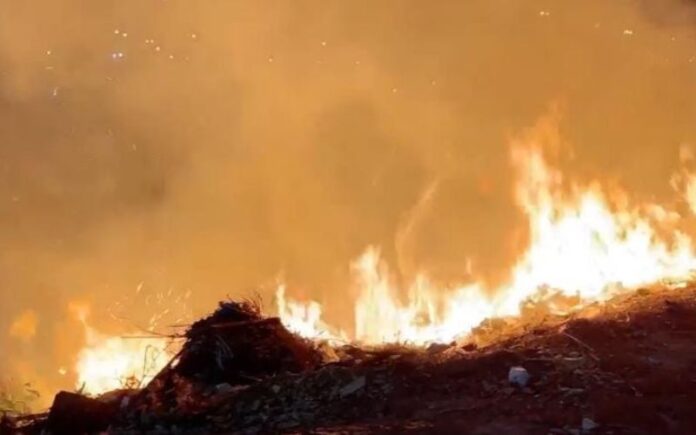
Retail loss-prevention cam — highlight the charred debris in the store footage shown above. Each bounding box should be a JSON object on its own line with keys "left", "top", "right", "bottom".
{"left": 3, "top": 300, "right": 404, "bottom": 434}
{"left": 5, "top": 286, "right": 696, "bottom": 434}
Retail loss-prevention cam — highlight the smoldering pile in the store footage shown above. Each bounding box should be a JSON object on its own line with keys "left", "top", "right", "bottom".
{"left": 3, "top": 300, "right": 400, "bottom": 434}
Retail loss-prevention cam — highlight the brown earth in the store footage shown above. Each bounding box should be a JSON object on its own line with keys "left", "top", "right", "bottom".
{"left": 5, "top": 284, "right": 696, "bottom": 434}
{"left": 307, "top": 284, "right": 696, "bottom": 434}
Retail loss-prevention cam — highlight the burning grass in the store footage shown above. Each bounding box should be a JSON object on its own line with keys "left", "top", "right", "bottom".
{"left": 277, "top": 115, "right": 696, "bottom": 347}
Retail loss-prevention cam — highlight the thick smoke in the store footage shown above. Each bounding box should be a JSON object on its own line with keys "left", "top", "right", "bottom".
{"left": 1, "top": 0, "right": 695, "bottom": 399}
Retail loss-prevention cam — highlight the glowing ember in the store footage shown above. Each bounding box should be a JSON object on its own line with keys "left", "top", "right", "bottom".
{"left": 73, "top": 305, "right": 174, "bottom": 395}
{"left": 278, "top": 114, "right": 696, "bottom": 345}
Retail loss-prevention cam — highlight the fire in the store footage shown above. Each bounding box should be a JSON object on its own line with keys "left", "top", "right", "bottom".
{"left": 73, "top": 305, "right": 174, "bottom": 396}
{"left": 276, "top": 285, "right": 347, "bottom": 342}
{"left": 278, "top": 114, "right": 696, "bottom": 345}
{"left": 70, "top": 113, "right": 696, "bottom": 393}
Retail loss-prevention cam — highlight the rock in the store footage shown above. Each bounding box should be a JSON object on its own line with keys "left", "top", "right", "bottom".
{"left": 562, "top": 356, "right": 586, "bottom": 370}
{"left": 276, "top": 419, "right": 300, "bottom": 429}
{"left": 215, "top": 383, "right": 235, "bottom": 394}
{"left": 427, "top": 343, "right": 451, "bottom": 354}
{"left": 462, "top": 342, "right": 478, "bottom": 352}
{"left": 508, "top": 366, "right": 530, "bottom": 387}
{"left": 559, "top": 387, "right": 584, "bottom": 396}
{"left": 581, "top": 417, "right": 599, "bottom": 432}
{"left": 46, "top": 391, "right": 117, "bottom": 435}
{"left": 317, "top": 341, "right": 340, "bottom": 363}
{"left": 339, "top": 376, "right": 366, "bottom": 397}
{"left": 481, "top": 380, "right": 496, "bottom": 394}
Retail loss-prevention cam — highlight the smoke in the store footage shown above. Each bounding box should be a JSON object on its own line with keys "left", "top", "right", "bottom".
{"left": 1, "top": 0, "right": 695, "bottom": 400}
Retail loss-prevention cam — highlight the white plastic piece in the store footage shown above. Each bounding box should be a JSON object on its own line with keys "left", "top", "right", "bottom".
{"left": 508, "top": 366, "right": 530, "bottom": 387}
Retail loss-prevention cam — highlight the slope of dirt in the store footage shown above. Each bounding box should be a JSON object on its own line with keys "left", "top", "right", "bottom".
{"left": 307, "top": 284, "right": 696, "bottom": 434}
{"left": 6, "top": 284, "right": 696, "bottom": 434}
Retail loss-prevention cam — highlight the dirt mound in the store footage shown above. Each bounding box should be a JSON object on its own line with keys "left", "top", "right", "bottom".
{"left": 7, "top": 285, "right": 696, "bottom": 434}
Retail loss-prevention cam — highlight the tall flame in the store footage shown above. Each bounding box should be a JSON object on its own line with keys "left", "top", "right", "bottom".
{"left": 73, "top": 114, "right": 696, "bottom": 395}
{"left": 278, "top": 114, "right": 696, "bottom": 345}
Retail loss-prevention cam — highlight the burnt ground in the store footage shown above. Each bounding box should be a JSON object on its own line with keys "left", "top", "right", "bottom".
{"left": 6, "top": 284, "right": 696, "bottom": 434}
{"left": 305, "top": 285, "right": 696, "bottom": 434}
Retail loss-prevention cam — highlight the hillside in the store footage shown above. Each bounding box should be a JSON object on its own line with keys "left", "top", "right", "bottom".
{"left": 6, "top": 284, "right": 696, "bottom": 434}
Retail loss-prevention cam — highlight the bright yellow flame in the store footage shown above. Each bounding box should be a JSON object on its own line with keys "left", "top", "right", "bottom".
{"left": 276, "top": 285, "right": 347, "bottom": 343}
{"left": 278, "top": 115, "right": 696, "bottom": 345}
{"left": 73, "top": 307, "right": 174, "bottom": 395}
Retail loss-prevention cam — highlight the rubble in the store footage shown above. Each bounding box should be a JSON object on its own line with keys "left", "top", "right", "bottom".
{"left": 172, "top": 300, "right": 321, "bottom": 385}
{"left": 8, "top": 284, "right": 696, "bottom": 434}
{"left": 338, "top": 375, "right": 366, "bottom": 397}
{"left": 46, "top": 392, "right": 116, "bottom": 434}
{"left": 581, "top": 417, "right": 598, "bottom": 432}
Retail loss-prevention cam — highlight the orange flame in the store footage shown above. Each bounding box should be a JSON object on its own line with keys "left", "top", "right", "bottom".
{"left": 278, "top": 115, "right": 696, "bottom": 345}
{"left": 73, "top": 305, "right": 174, "bottom": 395}
{"left": 73, "top": 114, "right": 696, "bottom": 395}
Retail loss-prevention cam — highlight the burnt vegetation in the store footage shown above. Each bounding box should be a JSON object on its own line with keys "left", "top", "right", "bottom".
{"left": 4, "top": 285, "right": 696, "bottom": 434}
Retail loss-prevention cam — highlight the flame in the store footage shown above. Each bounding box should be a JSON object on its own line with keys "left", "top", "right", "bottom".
{"left": 71, "top": 113, "right": 696, "bottom": 394}
{"left": 278, "top": 114, "right": 696, "bottom": 345}
{"left": 276, "top": 285, "right": 348, "bottom": 343}
{"left": 73, "top": 305, "right": 174, "bottom": 395}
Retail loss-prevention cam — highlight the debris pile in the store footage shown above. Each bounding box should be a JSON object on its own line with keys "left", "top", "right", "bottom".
{"left": 7, "top": 300, "right": 404, "bottom": 434}
{"left": 6, "top": 285, "right": 696, "bottom": 434}
{"left": 174, "top": 300, "right": 321, "bottom": 384}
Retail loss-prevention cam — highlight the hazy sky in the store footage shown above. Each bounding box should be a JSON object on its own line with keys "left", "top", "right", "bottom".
{"left": 1, "top": 0, "right": 696, "bottom": 397}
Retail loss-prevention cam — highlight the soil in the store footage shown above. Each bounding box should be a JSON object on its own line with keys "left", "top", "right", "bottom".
{"left": 7, "top": 283, "right": 696, "bottom": 434}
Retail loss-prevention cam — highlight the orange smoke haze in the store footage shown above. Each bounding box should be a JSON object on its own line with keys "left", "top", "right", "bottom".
{"left": 1, "top": 0, "right": 696, "bottom": 405}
